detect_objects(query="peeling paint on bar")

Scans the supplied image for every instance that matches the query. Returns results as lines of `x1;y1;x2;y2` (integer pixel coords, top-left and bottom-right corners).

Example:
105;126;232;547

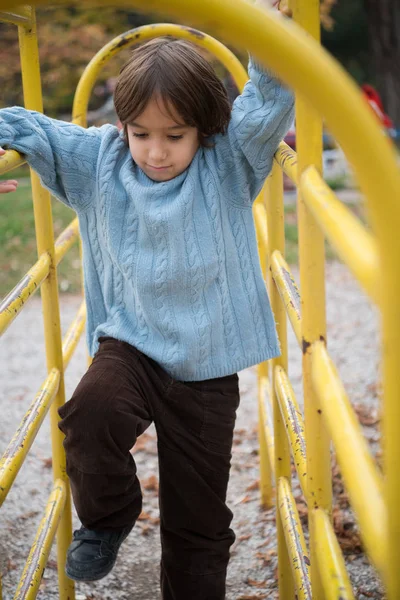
275;366;308;497
0;369;60;507
278;477;312;599
271;251;302;345
14;480;66;599
0;253;51;337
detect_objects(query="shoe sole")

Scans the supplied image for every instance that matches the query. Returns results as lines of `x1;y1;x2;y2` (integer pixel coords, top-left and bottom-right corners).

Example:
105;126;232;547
65;557;116;582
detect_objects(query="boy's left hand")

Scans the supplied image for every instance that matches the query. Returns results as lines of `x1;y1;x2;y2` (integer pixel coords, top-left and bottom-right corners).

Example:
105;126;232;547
0;147;19;193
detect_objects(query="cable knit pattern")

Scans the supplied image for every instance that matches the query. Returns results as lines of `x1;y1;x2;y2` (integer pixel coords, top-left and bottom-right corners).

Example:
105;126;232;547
146;191;181;371
0;60;294;381
204;168;243;363
182;174;211;369
229;208;265;351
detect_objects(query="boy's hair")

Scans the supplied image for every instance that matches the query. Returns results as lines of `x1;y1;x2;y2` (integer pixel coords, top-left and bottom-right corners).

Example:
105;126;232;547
114;37;231;146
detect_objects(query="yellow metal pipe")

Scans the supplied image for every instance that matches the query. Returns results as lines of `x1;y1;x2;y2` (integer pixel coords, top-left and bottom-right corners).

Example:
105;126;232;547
275;365;307;498
257;370;274;508
0;150;26;174
274;142;298;185
314;508;355;600
311;340;386;576
62;302;86;369
292;2;331;596
54;218;79;266
0;369;60;507
254;190;273;508
253;201;269;268
13;479;67;600
0;252;51;337
18;14;74;599
258;373;275;506
261;375;275;470
266;160;294;598
300;166;379;304
270;250;302;346
72;23;248;126
278;476;312;600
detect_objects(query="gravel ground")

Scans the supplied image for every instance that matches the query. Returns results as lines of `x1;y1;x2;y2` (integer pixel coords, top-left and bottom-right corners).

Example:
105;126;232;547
0;261;385;599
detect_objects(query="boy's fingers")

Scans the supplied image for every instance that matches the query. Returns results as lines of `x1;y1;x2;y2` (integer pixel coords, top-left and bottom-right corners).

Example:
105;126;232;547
0;180;18;193
273;1;293;17
0;147;6;155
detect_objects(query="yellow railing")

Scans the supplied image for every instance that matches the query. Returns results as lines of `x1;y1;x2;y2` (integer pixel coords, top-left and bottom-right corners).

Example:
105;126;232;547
0;1;399;599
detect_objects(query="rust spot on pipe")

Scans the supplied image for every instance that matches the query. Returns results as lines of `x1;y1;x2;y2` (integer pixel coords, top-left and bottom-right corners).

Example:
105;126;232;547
302;338;311;354
184;27;205;39
114;34;133;49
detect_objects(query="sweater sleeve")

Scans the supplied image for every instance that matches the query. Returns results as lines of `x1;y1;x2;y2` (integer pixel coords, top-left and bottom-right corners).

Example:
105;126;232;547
0;107;106;211
210;58;295;204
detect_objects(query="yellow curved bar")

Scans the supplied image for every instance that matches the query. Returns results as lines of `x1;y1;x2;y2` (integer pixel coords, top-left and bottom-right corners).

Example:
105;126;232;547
14;479;66;600
314;508;355;600
300;166;379;304
73;23;248;126
311;340;386;576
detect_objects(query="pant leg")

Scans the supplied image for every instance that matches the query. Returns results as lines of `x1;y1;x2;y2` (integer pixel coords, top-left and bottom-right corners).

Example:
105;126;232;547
154;372;240;600
58;338;153;531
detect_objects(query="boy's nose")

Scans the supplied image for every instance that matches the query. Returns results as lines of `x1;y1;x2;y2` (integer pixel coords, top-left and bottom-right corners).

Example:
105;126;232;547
149;143;167;163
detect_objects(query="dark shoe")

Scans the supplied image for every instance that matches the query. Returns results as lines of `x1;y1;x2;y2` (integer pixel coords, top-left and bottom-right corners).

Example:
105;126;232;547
65;525;133;581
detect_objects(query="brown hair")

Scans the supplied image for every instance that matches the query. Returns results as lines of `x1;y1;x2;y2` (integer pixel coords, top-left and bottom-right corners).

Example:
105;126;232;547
114;37;231;146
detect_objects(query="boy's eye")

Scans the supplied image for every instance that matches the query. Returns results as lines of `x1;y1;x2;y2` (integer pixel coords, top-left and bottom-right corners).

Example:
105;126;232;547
132;132;148;138
168;135;184;141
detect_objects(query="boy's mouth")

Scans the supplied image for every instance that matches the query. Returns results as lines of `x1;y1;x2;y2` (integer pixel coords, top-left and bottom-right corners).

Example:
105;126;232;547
147;164;171;171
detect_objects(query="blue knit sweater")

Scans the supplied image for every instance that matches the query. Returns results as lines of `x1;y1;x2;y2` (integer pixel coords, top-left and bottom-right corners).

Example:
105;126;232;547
0;61;294;381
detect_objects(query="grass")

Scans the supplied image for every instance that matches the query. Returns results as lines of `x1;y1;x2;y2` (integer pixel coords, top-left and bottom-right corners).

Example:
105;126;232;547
0;176;367;299
0;178;81;298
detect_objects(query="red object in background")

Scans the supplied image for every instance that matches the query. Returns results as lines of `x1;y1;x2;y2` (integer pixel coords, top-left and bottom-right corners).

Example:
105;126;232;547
362;84;393;129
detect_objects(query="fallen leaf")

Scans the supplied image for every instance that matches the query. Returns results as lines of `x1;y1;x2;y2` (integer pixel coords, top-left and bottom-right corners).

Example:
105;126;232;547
142;475;159;492
246;480;259;492
246;577;266;587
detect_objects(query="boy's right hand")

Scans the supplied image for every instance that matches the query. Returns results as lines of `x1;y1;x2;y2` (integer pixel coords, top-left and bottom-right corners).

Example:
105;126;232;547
0;146;18;193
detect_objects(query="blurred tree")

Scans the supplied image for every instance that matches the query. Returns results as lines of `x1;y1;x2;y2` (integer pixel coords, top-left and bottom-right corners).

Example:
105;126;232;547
320;0;399;126
0;8;151;115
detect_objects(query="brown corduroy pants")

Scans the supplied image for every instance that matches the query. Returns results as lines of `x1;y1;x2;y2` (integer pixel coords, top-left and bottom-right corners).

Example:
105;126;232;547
58;337;240;600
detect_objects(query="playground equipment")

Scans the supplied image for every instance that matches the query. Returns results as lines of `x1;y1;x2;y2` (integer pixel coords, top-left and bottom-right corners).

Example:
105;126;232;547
0;1;399;599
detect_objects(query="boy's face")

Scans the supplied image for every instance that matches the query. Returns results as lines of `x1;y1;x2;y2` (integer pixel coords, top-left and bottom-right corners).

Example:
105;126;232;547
127;95;200;182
